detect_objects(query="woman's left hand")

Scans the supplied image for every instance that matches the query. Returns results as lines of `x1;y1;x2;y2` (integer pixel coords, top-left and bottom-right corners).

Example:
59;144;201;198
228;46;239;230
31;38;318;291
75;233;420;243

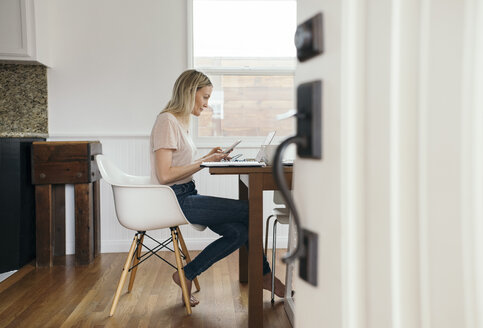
207;147;223;156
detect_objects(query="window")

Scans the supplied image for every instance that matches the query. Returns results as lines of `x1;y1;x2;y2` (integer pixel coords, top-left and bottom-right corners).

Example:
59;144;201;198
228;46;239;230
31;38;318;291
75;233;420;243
189;0;297;141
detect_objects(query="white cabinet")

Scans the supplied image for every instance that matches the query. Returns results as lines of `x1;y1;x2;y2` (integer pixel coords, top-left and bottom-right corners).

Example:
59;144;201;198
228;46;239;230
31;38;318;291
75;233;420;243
0;0;50;65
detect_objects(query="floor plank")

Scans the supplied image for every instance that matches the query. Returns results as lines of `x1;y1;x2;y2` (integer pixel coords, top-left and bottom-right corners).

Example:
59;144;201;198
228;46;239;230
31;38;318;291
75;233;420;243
0;249;292;328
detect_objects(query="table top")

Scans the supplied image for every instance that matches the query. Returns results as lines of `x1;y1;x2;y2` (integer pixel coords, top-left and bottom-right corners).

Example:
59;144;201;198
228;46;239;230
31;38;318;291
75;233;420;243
32;140;101;145
207;165;293;175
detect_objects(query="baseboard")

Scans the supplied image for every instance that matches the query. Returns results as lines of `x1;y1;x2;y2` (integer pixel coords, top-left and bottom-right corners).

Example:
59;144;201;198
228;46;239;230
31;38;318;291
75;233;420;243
0;270;17;283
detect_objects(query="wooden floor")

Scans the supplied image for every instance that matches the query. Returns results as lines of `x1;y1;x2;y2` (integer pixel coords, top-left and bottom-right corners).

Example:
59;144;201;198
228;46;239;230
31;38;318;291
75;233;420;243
0;249;292;328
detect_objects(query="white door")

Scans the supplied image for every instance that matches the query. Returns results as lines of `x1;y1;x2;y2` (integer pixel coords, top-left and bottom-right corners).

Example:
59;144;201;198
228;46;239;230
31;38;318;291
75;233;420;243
293;0;483;327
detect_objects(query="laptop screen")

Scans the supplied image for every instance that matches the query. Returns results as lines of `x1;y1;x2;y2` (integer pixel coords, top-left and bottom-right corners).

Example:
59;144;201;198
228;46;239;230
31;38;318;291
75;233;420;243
262;131;276;146
255;131;276;162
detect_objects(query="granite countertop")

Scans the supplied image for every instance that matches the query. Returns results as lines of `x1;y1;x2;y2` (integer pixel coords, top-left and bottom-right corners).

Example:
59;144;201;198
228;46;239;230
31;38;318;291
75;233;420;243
0;64;48;139
0;132;48;138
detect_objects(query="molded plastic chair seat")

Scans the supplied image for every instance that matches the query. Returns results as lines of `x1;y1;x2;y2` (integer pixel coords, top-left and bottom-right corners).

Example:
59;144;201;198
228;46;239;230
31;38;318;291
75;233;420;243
272;207;290;224
96;154;206;232
95;154;204;316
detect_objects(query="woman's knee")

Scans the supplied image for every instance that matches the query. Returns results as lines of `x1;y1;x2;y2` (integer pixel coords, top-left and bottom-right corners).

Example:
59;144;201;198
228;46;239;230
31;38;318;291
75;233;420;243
235;200;249;226
225;199;248;222
235;225;248;245
216;223;248;246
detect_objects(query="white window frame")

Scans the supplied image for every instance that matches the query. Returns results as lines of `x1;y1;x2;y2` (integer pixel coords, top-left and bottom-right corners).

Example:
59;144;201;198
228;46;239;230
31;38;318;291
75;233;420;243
187;0;296;148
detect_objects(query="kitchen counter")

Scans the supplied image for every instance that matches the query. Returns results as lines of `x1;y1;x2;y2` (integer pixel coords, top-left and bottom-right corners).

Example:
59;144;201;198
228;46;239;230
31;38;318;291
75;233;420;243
0;137;45;273
0;132;49;138
0;64;48;137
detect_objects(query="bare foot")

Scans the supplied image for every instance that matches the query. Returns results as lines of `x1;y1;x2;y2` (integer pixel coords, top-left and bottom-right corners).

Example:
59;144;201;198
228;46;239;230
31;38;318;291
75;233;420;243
262;273;286;298
172;271;199;307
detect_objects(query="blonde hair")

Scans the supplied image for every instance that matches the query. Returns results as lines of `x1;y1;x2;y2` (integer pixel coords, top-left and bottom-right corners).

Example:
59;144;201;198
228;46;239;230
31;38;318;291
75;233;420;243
162;69;212;118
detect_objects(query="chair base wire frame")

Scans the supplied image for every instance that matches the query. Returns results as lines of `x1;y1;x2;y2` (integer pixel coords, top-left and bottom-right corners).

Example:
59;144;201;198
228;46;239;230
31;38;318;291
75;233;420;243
264;212;289;304
264;215;278;304
109;226;200;316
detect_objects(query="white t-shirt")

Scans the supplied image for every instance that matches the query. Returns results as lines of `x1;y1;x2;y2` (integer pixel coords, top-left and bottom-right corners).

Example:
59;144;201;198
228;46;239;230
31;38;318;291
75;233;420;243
150;112;197;186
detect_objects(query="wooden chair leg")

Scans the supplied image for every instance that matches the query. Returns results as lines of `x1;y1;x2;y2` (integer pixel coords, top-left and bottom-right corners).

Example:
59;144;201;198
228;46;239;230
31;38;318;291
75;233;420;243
110;235;138;317
128;233;145;293
176;227;200;292
171;228;192;315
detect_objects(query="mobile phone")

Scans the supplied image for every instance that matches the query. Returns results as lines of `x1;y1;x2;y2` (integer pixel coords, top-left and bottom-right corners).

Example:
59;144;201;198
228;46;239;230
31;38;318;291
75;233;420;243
223;140;241;154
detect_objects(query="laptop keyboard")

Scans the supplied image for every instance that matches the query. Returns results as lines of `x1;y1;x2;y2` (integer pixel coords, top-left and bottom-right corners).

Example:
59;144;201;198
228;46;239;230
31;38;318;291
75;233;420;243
201;161;266;167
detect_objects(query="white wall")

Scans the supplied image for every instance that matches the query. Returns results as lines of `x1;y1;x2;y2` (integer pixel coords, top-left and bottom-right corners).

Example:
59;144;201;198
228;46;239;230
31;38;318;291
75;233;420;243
47;0;186;135
45;0;288;253
295;0;483;327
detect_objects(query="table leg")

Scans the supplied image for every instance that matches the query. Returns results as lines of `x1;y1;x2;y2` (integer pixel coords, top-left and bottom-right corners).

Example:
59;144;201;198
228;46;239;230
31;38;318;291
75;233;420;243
74;183;94;265
238;175;248;283
248;173;264;328
35;185;54;267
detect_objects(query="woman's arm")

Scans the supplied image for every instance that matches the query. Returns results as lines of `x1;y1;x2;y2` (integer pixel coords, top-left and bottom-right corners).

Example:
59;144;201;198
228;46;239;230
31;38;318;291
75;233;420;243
155;148;229;185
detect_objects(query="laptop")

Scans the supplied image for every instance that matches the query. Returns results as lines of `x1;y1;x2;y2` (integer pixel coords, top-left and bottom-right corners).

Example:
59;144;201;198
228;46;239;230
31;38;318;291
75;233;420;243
255;131;276;162
201;131;276;167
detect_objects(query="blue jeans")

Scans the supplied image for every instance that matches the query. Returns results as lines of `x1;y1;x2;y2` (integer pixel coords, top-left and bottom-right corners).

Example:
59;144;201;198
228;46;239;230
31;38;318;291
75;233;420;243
171;180;271;281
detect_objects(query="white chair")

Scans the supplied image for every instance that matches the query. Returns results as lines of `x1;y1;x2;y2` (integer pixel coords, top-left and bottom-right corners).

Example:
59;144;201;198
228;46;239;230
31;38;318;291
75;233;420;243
264;190;290;303
95;154;206;316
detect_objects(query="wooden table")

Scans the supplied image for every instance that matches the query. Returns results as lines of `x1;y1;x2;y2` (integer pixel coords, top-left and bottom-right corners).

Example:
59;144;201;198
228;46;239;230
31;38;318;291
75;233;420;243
31;141;102;267
207;166;293;328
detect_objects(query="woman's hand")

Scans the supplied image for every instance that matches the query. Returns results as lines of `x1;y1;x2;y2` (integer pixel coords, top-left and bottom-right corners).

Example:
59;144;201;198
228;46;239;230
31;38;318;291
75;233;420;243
206;147;223;156
201;147;232;162
204;151;229;162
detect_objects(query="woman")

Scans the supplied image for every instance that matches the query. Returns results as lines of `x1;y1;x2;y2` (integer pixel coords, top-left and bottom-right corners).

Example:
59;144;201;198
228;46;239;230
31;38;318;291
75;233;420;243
150;69;286;306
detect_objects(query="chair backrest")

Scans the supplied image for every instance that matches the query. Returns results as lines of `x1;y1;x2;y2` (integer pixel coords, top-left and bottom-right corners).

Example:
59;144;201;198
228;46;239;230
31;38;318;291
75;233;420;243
95;154;151;186
95;154;206;232
273;190;287;205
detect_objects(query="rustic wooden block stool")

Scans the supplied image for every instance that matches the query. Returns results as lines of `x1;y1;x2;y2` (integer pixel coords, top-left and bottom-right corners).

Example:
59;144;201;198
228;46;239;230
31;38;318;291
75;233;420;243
31;141;102;267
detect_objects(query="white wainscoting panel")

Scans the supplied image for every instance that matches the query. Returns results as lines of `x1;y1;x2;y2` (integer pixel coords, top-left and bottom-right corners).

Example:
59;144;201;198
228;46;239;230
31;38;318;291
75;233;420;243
48;135;288;254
